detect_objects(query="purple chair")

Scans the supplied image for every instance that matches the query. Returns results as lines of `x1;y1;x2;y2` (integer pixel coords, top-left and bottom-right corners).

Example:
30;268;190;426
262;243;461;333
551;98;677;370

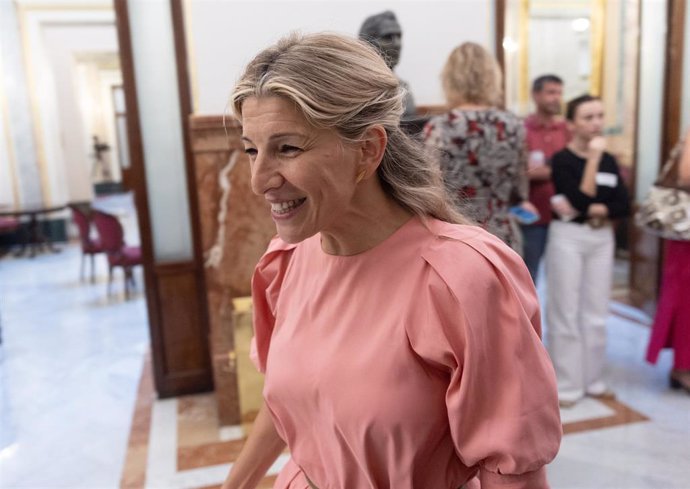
69;203;105;282
91;210;142;299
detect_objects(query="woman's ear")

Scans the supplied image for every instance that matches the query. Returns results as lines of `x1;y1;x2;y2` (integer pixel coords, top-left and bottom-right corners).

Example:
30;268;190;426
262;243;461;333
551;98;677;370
359;125;388;175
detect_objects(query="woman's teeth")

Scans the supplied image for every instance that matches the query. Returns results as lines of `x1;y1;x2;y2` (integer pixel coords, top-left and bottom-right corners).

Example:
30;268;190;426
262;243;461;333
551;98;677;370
271;198;305;215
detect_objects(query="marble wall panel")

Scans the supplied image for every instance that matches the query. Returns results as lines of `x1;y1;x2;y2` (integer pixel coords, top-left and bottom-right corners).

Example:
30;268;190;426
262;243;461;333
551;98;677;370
190;115;275;425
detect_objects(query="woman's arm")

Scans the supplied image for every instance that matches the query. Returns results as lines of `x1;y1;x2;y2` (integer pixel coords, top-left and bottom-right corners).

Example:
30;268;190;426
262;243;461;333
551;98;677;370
579;136;606;196
679;130;690;187
221;402;286;489
551;154;594;214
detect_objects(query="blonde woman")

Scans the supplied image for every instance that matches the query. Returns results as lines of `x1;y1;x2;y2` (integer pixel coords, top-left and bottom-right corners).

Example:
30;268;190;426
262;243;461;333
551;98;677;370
222;33;560;489
424;42;535;254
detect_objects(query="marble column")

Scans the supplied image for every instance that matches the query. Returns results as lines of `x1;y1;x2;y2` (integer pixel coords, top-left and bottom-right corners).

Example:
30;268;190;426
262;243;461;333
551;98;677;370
189;114;276;426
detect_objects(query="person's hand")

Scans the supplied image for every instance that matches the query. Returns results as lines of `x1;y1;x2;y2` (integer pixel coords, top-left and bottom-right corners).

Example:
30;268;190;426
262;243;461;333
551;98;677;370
588;203;609;218
528;150;545;170
519;201;539;216
588;136;607;155
551;194;578;219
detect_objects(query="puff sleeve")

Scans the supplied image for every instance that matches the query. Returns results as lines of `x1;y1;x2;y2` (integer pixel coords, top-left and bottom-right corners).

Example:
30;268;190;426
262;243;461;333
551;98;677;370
249;237;296;373
409;232;562;489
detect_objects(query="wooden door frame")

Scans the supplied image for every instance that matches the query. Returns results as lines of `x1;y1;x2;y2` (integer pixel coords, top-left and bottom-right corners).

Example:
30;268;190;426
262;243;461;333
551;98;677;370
629;0;686;314
113;0;213;397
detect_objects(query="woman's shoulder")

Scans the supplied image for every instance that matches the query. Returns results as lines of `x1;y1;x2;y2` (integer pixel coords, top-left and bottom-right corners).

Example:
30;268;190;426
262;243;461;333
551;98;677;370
254;235;299;277
491;107;521;122
425;110;463;130
262;235;298;258
551;147;575;164
416;218;538;324
421;219;531;287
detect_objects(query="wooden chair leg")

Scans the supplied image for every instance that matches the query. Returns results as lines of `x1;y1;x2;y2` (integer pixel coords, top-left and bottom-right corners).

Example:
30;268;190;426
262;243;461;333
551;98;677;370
124;267;131;300
107;265;113;296
90;254;96;283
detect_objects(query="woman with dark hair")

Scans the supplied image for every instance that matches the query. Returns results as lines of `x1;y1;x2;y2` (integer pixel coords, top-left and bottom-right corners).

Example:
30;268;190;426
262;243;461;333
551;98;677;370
545;94;630;408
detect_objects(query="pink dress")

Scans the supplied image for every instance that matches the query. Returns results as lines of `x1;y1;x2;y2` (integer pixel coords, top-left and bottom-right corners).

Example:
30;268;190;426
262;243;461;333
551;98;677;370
646;240;690;370
251;217;561;489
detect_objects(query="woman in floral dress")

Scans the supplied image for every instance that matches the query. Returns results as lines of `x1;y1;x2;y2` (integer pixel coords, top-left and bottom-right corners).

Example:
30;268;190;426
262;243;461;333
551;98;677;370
424;42;533;253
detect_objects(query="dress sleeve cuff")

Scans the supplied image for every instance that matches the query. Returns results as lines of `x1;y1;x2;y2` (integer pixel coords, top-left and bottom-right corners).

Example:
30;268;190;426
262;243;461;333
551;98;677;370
479;466;549;489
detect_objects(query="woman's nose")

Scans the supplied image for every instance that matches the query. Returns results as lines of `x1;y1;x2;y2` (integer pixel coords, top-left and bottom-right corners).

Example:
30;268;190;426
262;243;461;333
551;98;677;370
250;153;283;196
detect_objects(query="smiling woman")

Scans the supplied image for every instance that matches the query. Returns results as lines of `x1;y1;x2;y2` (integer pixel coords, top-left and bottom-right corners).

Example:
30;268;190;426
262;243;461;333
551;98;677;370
240;96;378;254
222;32;562;489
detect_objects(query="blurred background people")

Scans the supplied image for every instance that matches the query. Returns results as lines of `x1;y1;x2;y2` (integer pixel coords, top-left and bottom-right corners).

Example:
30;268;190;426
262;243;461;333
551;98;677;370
646;130;690;394
546;94;631;407
359;10;416;117
522;74;570;283
424;42;535;254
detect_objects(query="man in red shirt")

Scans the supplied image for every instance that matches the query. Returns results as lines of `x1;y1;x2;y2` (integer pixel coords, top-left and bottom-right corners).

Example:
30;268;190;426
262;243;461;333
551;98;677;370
522;74;570;283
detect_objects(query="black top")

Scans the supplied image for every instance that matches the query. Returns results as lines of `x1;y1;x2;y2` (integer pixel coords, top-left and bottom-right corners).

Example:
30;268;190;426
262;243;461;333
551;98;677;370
551;147;631;224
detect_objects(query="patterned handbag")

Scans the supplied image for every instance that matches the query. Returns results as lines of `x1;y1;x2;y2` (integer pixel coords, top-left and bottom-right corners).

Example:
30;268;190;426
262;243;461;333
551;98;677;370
635;139;690;241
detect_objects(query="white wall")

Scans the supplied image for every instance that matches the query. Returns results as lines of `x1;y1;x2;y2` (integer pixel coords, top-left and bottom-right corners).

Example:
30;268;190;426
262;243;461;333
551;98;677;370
19;7;117;207
129;0;193;262
188;0;493;114
42;24;120;202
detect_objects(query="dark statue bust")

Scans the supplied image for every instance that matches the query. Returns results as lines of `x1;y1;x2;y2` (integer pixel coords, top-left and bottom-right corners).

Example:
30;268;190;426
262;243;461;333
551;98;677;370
359;10;416;118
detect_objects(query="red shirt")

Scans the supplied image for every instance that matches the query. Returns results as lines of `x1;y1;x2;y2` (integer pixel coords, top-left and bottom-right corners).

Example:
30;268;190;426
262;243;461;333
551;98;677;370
524;114;570;225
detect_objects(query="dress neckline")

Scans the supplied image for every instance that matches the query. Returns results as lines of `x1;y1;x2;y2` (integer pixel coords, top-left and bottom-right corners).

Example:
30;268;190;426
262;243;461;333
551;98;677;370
315;215;420;261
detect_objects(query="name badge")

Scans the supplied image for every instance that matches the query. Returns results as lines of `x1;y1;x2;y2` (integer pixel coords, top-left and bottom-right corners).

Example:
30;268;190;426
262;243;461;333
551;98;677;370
596;172;618;187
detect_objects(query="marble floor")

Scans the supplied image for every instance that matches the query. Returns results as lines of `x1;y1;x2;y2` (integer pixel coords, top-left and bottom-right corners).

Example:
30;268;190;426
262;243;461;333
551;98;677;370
1;228;689;488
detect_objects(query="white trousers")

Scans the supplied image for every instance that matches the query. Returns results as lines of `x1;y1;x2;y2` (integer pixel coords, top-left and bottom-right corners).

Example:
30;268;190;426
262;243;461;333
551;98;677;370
545;220;614;402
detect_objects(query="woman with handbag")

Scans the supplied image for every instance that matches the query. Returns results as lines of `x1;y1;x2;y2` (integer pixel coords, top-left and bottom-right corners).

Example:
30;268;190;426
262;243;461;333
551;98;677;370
645;130;690;393
545;94;631;408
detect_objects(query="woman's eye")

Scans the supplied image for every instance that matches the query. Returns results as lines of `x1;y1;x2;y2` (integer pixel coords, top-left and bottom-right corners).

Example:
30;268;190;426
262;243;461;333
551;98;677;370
280;145;302;154
244;148;257;157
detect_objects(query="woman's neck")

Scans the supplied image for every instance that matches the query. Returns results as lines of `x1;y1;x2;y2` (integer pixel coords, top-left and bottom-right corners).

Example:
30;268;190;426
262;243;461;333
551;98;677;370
455;103;491;111
319;181;413;256
568;137;591;158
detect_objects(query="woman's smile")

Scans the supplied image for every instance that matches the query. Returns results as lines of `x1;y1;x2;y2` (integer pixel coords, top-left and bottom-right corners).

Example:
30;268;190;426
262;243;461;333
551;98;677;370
270;198;307;218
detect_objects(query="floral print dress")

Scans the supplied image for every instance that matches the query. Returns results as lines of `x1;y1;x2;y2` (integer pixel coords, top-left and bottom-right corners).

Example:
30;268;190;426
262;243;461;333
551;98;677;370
424;108;528;253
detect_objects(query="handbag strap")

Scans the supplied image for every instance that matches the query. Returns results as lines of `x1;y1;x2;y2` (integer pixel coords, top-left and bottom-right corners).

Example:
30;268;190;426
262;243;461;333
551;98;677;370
656;137;686;188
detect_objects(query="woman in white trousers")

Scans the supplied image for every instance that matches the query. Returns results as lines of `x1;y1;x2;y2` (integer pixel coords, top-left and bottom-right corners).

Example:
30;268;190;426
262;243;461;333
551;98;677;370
545;95;630;407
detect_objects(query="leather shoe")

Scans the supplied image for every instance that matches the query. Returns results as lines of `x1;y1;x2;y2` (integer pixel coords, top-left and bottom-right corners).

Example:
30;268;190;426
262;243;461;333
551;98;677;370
586;389;616;400
558;398;578;408
670;370;690;394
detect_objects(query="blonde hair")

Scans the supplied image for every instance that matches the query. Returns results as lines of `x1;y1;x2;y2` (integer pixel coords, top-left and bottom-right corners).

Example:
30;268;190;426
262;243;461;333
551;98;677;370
442;42;503;107
231;32;469;225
